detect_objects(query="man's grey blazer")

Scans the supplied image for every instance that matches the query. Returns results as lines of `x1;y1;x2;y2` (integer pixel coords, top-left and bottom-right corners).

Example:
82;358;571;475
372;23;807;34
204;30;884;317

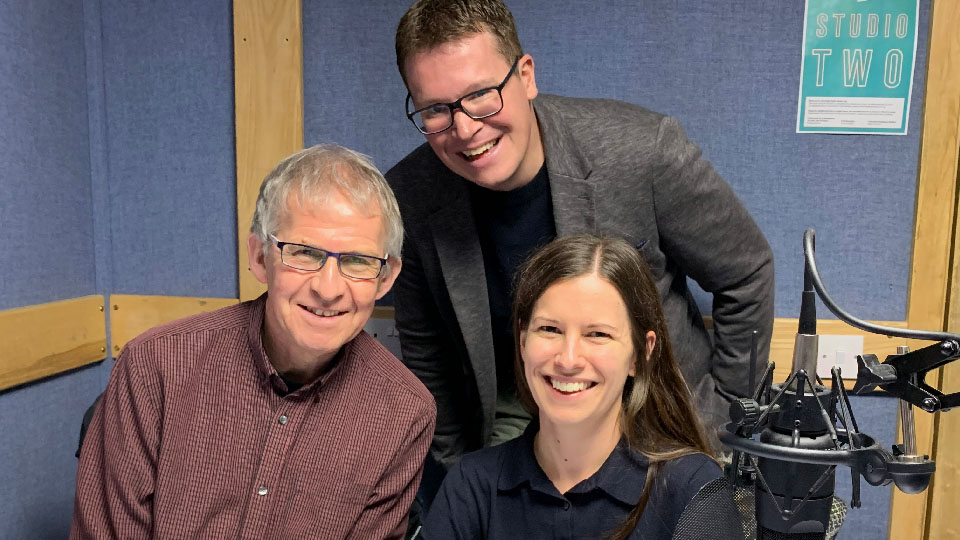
386;94;774;466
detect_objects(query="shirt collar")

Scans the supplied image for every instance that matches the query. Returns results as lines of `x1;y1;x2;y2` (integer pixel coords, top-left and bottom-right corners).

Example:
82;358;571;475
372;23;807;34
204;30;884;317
498;420;650;505
498;421;558;495
246;293;348;397
576;438;649;505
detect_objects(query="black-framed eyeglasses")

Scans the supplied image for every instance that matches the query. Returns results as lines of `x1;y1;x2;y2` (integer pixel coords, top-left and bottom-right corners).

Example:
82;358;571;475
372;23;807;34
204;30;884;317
405;56;521;135
269;235;388;280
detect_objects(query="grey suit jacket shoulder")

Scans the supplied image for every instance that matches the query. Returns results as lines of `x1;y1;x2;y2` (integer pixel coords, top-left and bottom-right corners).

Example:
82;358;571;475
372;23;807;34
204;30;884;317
387;94;774;463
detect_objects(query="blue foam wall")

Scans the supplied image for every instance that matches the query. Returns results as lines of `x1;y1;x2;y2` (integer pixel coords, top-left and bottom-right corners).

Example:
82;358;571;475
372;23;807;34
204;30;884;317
0;2;106;537
0;0;96;310
99;0;237;298
0;0;102;536
304;0;930;321
834;393;900;540
0;362;111;539
1;0;236;537
303;1;422;173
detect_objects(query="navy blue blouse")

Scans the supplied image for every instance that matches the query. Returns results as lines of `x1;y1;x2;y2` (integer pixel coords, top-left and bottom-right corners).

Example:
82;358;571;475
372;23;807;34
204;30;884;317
422;425;725;540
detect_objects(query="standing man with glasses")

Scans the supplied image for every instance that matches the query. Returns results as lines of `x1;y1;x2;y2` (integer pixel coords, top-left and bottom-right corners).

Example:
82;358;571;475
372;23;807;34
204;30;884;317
386;0;775;497
72;144;436;540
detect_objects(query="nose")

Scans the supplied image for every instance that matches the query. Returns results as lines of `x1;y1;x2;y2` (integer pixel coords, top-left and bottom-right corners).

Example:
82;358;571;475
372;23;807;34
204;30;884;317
309;257;346;301
555;335;585;373
451;109;483;139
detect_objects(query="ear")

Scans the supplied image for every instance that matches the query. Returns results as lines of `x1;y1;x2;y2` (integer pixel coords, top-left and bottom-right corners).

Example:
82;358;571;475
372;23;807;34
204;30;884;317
632;331;657;377
644;331;657;360
374;257;403;300
247;233;269;285
519;327;528;357
518;54;538;100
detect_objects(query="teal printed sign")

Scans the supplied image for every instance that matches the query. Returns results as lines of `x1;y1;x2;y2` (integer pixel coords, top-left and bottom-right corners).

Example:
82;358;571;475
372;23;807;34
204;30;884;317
797;0;918;134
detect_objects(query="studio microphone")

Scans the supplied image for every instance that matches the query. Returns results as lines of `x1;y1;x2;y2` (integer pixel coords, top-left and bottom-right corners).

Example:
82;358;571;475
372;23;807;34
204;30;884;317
721;229;951;540
751;253;838;539
725;231;844;540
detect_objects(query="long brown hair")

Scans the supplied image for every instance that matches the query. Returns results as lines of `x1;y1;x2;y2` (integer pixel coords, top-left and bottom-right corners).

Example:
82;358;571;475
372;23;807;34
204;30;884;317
512;235;713;540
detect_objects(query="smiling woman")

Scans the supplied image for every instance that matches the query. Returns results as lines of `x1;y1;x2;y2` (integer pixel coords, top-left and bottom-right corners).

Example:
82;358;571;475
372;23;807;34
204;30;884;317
420;234;745;540
518;273;640;443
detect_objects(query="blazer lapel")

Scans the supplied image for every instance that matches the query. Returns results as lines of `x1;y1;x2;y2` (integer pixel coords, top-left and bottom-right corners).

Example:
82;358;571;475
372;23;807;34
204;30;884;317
534;97;597;235
428;187;496;442
549;175;595;235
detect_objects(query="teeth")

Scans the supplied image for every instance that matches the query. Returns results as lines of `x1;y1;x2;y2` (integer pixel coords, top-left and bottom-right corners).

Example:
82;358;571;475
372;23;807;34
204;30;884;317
462;139;497;158
307;307;340;317
550;378;588;393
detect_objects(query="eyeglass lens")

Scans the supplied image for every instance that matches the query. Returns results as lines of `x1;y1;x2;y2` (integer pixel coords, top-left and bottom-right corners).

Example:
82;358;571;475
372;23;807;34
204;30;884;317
280;244;382;279
414;89;504;134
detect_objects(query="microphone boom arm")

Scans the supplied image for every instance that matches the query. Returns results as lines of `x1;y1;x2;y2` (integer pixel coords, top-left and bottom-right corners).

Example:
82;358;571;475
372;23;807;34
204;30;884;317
802;229;960;412
721;229;951;539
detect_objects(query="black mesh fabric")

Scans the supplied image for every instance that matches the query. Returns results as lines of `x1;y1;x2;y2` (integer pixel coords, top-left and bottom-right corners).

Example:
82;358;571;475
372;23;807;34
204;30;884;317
671;479;847;540
673;478;748;540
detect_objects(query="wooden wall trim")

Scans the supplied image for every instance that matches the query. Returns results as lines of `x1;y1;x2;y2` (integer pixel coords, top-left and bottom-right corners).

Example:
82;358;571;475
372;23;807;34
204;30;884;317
934;250;960;539
234;0;304;302
0;295;106;391
109;295;239;353
1;294;241;390
916;1;960;539
892;1;960;538
769;318;910;390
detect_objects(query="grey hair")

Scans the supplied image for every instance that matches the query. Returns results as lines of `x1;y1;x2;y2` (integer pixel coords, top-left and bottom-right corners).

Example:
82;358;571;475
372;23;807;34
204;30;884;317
250;144;403;258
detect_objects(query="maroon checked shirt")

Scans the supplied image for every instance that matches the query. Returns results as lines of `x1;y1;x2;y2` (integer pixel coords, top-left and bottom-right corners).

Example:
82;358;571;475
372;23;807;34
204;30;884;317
71;295;436;539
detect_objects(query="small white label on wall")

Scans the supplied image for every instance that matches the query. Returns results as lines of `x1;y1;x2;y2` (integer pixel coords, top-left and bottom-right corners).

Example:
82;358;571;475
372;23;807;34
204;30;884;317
816;334;864;380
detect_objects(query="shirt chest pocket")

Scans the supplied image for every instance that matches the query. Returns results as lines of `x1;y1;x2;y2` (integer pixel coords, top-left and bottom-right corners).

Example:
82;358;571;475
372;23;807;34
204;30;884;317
274;474;373;539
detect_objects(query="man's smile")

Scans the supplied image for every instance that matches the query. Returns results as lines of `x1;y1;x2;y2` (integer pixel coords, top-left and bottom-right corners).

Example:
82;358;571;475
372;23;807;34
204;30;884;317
461;138;500;161
300;304;347;318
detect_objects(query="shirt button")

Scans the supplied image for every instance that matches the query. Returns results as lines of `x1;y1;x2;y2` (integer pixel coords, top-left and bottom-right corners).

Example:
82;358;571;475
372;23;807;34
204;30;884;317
257;486;268;496
278;414;288;425
563;500;570;511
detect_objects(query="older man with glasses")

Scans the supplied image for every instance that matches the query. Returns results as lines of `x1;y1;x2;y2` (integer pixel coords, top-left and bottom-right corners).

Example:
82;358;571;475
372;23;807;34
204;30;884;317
72;144;436;540
385;0;775;509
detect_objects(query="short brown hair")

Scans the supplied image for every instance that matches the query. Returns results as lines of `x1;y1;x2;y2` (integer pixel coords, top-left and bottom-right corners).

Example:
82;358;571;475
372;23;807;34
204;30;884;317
395;0;523;85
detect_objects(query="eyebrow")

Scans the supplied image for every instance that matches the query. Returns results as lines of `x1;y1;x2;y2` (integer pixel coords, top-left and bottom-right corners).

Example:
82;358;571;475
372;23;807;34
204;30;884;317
530;315;621;332
585;323;620;333
285;239;384;258
413;79;502;108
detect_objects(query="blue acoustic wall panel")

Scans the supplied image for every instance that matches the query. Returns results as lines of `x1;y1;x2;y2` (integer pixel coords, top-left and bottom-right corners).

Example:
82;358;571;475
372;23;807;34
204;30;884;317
99;0;237;298
303;0;930;323
0;362;110;539
303;1;424;175
514;1;928;323
0;0;96;310
833;393;901;540
0;1;106;538
2;0;238;537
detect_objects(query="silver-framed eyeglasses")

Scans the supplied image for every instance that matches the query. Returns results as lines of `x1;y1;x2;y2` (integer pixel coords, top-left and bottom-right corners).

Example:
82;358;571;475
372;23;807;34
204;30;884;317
405;56;521;135
270;235;388;280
